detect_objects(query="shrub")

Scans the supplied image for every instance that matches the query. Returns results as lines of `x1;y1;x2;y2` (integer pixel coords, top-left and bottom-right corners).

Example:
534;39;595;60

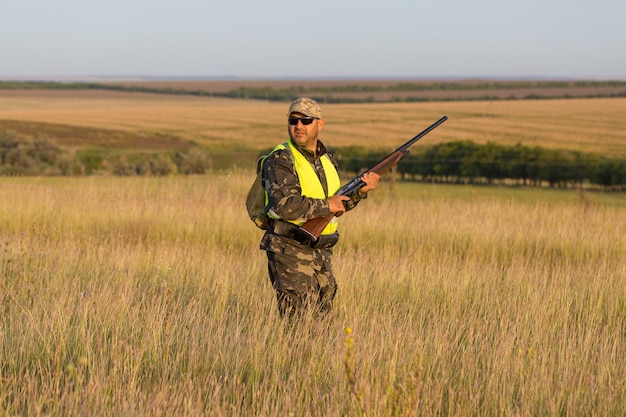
1;130;63;175
174;147;212;174
76;148;106;174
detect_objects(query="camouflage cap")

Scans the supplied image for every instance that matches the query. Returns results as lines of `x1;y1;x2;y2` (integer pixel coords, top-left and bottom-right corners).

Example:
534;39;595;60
287;97;322;119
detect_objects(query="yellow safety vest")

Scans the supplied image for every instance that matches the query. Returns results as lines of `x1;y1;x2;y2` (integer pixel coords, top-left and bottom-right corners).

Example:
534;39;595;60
267;140;341;235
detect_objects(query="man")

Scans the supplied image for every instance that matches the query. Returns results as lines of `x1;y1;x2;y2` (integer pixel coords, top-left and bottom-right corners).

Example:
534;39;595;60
260;97;379;317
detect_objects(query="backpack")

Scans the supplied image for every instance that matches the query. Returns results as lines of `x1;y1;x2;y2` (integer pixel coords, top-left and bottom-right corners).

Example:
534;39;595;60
245;143;288;230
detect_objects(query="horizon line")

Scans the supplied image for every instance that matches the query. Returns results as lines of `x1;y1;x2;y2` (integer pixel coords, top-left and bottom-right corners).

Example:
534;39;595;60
1;74;625;82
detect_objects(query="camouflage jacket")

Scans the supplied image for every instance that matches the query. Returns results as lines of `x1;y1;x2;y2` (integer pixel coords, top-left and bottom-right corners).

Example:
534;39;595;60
261;139;365;241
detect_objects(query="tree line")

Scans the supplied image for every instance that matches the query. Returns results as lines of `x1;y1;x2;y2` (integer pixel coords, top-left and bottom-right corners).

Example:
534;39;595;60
2;129;625;190
2;80;626;103
334;141;626;190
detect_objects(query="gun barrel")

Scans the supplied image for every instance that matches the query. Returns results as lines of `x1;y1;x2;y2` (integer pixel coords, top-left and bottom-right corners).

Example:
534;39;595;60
397;115;448;153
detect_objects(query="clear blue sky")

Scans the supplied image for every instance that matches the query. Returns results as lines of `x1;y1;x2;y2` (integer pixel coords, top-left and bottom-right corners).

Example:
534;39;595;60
2;0;625;80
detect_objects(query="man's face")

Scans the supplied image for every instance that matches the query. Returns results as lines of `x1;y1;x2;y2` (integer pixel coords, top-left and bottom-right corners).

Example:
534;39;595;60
287;112;324;152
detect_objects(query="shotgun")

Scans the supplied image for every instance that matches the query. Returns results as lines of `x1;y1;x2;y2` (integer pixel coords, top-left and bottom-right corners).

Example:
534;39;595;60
291;115;448;247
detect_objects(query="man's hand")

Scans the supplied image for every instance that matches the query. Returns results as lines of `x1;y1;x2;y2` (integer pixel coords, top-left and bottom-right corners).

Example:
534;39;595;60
359;172;380;193
328;195;350;214
327;172;379;216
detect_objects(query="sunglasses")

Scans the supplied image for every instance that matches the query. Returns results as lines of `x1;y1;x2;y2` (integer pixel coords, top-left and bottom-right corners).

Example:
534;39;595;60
288;116;317;126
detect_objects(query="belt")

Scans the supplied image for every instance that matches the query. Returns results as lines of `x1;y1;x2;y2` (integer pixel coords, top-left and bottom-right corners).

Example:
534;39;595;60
268;220;339;249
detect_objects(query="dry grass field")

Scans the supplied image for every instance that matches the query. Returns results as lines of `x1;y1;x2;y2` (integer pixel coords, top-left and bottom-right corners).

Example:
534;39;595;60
1;90;625;415
0;174;624;416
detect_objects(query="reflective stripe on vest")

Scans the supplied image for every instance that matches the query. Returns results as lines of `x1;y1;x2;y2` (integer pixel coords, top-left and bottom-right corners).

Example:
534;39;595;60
267;140;341;235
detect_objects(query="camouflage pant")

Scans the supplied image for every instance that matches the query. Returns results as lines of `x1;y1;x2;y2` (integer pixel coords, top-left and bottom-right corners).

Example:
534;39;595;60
263;234;337;317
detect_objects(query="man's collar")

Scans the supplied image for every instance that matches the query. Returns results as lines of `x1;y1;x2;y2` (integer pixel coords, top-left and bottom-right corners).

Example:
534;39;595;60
290;139;327;160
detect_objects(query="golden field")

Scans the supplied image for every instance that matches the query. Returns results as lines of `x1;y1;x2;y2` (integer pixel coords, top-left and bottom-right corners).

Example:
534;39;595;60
1;173;625;416
1;90;626;158
1;91;626;415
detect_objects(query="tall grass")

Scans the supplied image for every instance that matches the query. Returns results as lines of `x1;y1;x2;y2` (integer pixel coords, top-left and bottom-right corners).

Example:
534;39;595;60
1;174;625;416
